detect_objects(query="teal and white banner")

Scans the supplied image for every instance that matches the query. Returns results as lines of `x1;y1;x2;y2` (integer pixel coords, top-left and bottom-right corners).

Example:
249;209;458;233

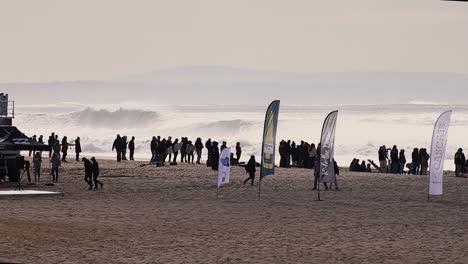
260;100;280;178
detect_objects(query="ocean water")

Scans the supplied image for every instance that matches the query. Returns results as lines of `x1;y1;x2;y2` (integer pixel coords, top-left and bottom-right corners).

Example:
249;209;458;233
14;103;468;170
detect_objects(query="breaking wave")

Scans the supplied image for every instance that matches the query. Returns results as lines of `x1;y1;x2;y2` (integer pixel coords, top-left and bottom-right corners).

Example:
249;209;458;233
67;107;159;128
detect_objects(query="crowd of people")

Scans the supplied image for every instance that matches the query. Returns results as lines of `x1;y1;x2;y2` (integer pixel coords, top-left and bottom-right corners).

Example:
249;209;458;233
279;140;317;169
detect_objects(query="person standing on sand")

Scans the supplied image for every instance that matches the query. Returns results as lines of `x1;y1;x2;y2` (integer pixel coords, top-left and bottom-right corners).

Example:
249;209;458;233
165;136;173;162
121;136;128;161
61;136;73;162
150;136;157;162
112;134;123;162
211;141;220;171
186;140;195;164
91;157;104;189
48;133;55;158
195;138;203;164
53;138;61;157
243;155;256;185
82;157;94;190
378;146;388;173
313;144;328;190
205;138;212;167
75;137;82;161
329;159;340;191
419;148;430;175
390;145;399;174
454;148;466;177
50;152;61;182
33;152;42;181
129;136;135;161
158;138;166;166
235;142;242;162
399;149;406;174
411;148;420;175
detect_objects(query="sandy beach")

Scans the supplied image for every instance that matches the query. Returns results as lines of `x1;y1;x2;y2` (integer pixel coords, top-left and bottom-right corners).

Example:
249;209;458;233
0;159;467;264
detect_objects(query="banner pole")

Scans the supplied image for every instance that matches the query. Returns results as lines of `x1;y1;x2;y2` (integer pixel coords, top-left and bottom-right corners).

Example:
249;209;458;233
217;187;219;200
258;178;261;200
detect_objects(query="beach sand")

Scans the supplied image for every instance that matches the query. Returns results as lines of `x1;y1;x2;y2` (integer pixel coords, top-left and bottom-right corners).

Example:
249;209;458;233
0;159;467;264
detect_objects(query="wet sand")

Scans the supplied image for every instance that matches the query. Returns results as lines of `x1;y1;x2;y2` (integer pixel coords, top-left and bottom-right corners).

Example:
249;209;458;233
0;159;467;264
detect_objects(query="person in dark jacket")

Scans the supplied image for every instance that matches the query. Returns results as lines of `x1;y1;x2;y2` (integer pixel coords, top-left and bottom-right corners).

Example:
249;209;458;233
180;137;188;163
75;137;82;161
454;148;466;177
420;148;430;175
121;136;128;161
195;138;204;164
128;136;135;161
220;141;227;152
399;149;406;174
211;141;220;171
157;138;166;166
411;148;420;175
205;139;212;167
48;132;55;158
390;145;399;174
91;157;103;189
82;157;93;190
166;137;173;162
235;142;242;162
112;135;123;162
243;155;257;185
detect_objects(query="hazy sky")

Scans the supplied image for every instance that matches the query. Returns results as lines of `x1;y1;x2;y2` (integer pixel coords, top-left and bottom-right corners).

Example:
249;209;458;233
1;0;467;82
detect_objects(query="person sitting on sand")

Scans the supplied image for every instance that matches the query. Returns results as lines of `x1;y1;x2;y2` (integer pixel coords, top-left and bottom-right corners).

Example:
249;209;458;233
91;157;103;189
82;157;94;190
243;155;256;185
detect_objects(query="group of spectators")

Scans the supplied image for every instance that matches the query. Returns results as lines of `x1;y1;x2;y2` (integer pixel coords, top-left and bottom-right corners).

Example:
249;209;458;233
377;145;430;175
279;140;317;169
112;135;135;162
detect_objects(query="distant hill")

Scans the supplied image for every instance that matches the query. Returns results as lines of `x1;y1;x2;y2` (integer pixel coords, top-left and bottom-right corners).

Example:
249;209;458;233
2;66;467;106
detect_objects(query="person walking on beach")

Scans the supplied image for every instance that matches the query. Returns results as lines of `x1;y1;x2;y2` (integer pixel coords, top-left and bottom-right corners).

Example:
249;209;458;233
205;138;212;167
195;138;203;164
82;157;93;190
33;152;42;181
235;142;242;162
75;137;82;161
91;157;103;189
211;141;220;171
243;155;256;185
112;134;123;162
454;148;466;177
50;152;61;182
129;136;135;161
399;149;406;174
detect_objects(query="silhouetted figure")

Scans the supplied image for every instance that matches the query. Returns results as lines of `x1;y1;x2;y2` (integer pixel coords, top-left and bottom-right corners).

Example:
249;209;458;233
411;148;420;175
455;148;466;177
243;155;256;185
48;133;55;158
129;136;135;161
309;143;317;169
150;136;158;162
329;159;340;191
390;145;399;174
33;152;42;181
378;146;388;173
420;148;430;175
50;152;61;182
24;160;31;182
61;136;70;162
205;139;212;167
82;157;93;189
195;138;203;164
112;134;123;162
75;137;82;161
211;141;220;171
181;137;188;163
29;135;37;157
399;149;406;174
186;140;195;164
91;157;103;189
235;142;242;162
313;144;328;190
172;138;180;163
121;136;128;161
166;137;173;162
158;138;167;166
220;141;227;152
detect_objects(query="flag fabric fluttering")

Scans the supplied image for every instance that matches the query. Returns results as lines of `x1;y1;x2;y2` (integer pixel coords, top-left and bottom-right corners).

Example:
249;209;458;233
217;147;231;188
260;100;280;179
319;110;339;183
429;110;452;196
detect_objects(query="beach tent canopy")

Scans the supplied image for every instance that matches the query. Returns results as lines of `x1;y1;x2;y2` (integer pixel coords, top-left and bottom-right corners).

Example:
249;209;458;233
0;126;49;151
